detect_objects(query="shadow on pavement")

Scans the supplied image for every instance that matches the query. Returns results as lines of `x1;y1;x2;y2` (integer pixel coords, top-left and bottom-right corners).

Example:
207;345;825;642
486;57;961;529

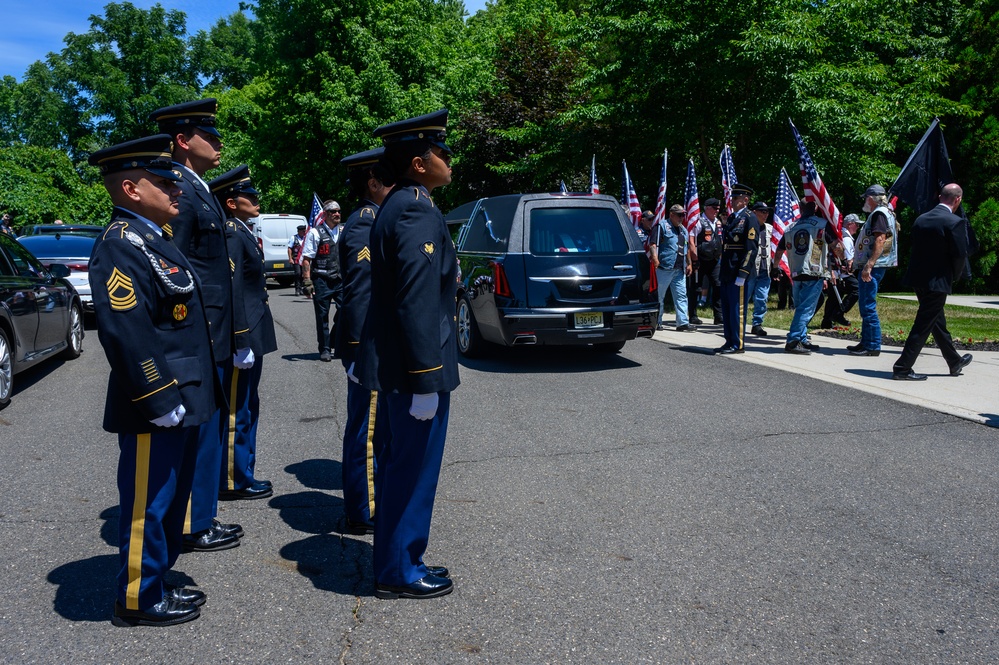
270;490;344;535
47;554;117;622
285;458;342;491
459;345;641;374
281;352;324;362
278;534;373;597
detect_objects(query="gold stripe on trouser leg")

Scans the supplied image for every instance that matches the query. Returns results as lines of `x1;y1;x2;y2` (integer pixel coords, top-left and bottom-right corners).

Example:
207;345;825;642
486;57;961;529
184;492;192;534
227;367;240;490
738;283;745;349
125;434;152;610
365;390;378;518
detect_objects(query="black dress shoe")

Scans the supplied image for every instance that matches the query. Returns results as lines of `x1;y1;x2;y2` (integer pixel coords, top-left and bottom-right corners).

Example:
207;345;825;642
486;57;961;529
213;518;243;539
751;325;768;336
163;584;206;607
111;599;200;627
676;324;697;332
719;346;744;355
846;343;864;352
426;565;449;578
834;315;851;326
219;480;273;501
375;574;454;599
183;522;240;552
848;347;880;356
690;317;703;325
802;342;820;351
892;370;927;381
319;349;332;362
785;342;811;355
820;319;833;329
950;353;973;376
346;518;375;535
713;318;723;325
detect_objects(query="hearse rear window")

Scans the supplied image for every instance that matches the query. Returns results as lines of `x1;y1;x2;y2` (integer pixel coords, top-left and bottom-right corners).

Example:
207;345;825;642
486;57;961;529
529;208;629;256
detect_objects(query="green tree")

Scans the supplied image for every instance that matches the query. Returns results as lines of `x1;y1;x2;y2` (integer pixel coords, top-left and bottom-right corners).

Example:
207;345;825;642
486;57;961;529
189;10;259;90
0;144;109;226
246;0;490;212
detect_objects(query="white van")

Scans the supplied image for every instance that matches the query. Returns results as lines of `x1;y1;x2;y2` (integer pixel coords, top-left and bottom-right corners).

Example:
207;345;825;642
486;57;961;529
250;213;307;286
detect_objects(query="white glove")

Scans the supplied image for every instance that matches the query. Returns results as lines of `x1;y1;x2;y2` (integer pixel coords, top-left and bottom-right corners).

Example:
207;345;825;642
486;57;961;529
409;393;439;421
151;404;186;428
734;276;746;287
346;362;360;384
233;347;255;370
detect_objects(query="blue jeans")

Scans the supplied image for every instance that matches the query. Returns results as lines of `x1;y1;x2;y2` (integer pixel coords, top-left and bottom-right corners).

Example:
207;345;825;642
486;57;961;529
746;271;771;328
787;279;824;344
657;267;689;327
858;267;886;350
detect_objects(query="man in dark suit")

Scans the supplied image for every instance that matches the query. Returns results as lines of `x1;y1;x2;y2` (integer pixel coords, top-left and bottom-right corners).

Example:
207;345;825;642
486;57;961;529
88;134;221;626
356;109;459;599
892;183;972;381
150;98;242;551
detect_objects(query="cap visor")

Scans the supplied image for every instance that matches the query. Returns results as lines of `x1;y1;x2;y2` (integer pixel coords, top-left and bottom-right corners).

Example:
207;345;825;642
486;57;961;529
147;167;182;181
199;125;222;138
431;139;453;155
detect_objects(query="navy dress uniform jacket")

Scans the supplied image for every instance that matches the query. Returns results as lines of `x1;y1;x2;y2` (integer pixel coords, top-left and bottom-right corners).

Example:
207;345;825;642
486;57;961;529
90;209;220;433
336;200;378;368
356;181;460;395
226;218;278;356
171;164;237;360
903;205;970;294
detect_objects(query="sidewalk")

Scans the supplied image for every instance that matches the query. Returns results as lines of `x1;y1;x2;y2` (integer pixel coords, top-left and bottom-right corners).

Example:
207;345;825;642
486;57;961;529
651;322;999;428
881;294;999;310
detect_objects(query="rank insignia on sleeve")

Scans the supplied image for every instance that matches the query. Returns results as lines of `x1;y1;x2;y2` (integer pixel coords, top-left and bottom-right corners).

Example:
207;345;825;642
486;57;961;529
357;247;371;263
106;267;137;311
421;242;436;260
140;358;161;384
748;228;757;240
229;258;235;273
173;303;188;321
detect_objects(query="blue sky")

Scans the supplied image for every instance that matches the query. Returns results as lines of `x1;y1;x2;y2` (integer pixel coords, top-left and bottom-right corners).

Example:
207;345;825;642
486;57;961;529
3;0;489;80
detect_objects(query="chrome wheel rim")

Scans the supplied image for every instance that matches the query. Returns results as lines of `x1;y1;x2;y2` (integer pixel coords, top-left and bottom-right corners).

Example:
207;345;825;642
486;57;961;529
69;305;83;353
0;332;11;402
457;300;471;353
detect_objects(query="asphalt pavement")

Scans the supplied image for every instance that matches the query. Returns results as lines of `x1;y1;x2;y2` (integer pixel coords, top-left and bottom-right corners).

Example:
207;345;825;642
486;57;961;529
0;288;996;664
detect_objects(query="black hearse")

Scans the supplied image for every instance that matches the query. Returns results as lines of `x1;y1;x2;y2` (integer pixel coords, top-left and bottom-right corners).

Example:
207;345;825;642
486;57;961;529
445;192;658;357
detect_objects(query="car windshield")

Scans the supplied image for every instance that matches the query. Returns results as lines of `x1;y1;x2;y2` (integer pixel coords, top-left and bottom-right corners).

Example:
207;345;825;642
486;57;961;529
529;207;629;256
18;235;96;257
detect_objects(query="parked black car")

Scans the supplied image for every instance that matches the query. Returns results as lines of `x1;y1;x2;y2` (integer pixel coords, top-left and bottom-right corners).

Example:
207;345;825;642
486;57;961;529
0;233;84;408
445;193;658;356
18;224;104;238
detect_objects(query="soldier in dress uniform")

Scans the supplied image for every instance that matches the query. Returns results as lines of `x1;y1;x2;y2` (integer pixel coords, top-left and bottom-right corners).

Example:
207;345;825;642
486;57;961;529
88;134;222;627
335;147;396;535
208;166;277;501
716;183;759;354
149;98;242;552
356;109;459;599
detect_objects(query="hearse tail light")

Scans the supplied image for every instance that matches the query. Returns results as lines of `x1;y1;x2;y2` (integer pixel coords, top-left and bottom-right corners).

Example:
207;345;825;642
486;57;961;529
491;261;512;297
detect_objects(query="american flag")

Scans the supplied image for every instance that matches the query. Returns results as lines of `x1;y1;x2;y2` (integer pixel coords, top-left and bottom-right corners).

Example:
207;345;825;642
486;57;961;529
790;120;843;240
309;192;323;228
559;180;568;194
590;155;600;194
653;150;667;228
719;144;738;217
772;167;801;277
621;160;642;228
683;159;701;235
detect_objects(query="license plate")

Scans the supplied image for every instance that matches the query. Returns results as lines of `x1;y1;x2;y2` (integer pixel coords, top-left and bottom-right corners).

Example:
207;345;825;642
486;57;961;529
574;312;603;329
273;263;285;268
